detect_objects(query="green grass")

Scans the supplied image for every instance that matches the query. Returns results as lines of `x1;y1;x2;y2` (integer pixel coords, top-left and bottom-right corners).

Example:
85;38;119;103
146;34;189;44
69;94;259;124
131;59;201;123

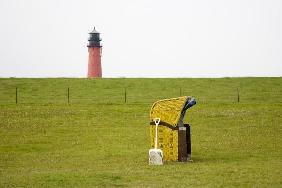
0;78;281;187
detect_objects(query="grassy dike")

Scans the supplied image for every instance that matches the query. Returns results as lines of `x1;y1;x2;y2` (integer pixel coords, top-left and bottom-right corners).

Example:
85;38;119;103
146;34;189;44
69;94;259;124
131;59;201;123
0;78;281;187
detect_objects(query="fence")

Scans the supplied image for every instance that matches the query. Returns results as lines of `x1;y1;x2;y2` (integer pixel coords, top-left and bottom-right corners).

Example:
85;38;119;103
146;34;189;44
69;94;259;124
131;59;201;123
0;85;281;105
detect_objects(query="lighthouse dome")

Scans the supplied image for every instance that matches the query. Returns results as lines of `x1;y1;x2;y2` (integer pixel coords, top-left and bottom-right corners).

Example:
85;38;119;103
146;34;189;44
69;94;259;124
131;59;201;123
89;27;99;34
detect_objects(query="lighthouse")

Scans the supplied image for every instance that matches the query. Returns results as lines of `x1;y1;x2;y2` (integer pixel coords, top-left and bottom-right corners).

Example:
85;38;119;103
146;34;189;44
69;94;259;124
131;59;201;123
87;27;102;78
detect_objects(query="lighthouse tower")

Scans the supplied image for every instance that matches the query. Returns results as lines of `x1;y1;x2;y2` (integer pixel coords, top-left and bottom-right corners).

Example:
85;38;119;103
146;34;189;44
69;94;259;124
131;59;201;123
87;27;102;78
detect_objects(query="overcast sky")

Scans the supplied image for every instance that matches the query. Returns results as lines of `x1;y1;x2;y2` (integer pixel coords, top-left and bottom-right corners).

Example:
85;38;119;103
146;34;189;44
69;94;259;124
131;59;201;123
0;0;281;78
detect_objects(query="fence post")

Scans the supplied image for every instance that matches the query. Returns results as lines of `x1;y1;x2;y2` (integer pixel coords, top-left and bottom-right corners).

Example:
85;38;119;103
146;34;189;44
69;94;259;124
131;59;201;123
68;87;70;104
237;88;240;103
16;87;18;104
124;88;127;103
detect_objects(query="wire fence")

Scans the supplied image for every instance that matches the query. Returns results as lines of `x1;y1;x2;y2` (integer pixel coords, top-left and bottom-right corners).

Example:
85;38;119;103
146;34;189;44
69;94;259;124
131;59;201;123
0;85;281;105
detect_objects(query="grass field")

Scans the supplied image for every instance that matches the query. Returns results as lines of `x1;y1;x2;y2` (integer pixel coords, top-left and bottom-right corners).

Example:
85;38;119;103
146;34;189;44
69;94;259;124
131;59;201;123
0;77;281;187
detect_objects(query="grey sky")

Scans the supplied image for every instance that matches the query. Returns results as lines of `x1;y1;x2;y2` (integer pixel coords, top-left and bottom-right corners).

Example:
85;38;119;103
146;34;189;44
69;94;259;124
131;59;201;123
0;0;281;78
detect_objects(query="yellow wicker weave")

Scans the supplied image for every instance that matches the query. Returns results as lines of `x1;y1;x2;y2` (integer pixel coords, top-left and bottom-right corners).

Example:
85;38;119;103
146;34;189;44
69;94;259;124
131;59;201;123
150;96;190;126
150;125;178;161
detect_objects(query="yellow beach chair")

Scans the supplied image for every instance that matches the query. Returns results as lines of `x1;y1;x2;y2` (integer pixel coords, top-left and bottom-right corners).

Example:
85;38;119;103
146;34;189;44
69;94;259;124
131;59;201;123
149;96;196;162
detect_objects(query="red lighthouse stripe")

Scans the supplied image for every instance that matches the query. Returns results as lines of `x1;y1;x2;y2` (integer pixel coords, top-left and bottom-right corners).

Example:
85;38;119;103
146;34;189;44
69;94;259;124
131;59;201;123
88;47;102;78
